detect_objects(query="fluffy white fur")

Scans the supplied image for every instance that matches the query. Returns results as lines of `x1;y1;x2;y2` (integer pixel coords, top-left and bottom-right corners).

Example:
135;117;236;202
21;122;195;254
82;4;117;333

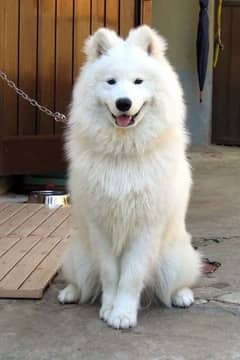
58;26;201;329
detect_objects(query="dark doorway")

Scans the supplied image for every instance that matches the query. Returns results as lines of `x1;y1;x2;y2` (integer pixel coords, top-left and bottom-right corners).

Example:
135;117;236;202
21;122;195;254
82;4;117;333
212;1;240;145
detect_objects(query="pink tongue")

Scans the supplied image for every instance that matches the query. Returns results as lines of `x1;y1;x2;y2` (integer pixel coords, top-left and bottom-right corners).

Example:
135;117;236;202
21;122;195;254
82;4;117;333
116;115;132;127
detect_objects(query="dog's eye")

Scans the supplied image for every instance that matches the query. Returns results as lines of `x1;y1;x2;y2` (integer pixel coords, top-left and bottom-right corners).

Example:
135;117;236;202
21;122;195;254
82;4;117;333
107;79;116;85
134;79;143;85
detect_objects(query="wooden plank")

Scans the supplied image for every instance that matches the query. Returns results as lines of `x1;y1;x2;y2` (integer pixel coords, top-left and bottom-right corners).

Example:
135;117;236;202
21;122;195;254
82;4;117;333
0;203;10;212
11;206;57;237
0;237;62;290
0;204;42;236
0;0;19;136
73;0;91;79
0;236;42;281
91;0;105;33
0;288;43;299
37;0;55;135
18;0;38;135
31;206;70;237
0;203;70;299
0;236;20;258
0;135;66;175
141;0;152;26
19;239;67;294
105;0;119;33
120;0;135;38
0;203;25;225
49;216;71;238
55;0;73;134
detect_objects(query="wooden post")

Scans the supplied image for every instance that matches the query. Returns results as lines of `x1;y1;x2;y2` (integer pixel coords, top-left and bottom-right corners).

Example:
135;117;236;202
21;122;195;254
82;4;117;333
141;0;152;26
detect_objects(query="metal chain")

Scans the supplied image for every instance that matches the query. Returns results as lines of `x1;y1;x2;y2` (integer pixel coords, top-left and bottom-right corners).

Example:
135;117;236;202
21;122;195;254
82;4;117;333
0;70;67;123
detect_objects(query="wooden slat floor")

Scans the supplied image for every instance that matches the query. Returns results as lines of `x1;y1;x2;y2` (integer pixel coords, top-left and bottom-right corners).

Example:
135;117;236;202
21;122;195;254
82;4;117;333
0;203;70;299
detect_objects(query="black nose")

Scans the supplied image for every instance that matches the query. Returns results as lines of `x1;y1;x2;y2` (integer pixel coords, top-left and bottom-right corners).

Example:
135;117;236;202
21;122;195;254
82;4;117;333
116;98;132;112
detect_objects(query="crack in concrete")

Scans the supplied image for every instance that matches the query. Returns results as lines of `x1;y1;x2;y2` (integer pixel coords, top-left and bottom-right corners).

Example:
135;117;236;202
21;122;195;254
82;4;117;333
195;298;240;316
209;300;240;317
193;235;240;248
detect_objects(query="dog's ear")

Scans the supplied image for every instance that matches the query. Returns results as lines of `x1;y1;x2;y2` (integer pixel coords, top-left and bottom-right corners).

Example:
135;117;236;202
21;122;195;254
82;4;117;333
84;28;120;61
127;25;167;59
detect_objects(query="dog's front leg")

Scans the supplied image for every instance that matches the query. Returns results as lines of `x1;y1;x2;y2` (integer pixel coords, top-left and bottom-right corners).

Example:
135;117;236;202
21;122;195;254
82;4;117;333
107;227;160;329
99;252;119;322
89;223;119;322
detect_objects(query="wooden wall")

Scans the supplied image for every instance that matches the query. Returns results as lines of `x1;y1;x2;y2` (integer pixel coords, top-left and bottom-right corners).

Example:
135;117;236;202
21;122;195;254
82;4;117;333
0;0;152;175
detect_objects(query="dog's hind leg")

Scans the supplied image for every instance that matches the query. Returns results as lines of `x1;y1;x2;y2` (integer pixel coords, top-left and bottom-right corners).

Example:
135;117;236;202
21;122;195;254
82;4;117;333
155;230;201;308
58;284;80;304
58;229;98;304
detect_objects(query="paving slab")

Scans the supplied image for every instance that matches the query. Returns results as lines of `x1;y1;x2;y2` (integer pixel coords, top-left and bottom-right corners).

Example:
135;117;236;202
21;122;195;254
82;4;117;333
0;146;240;360
216;292;240;305
187;146;240;238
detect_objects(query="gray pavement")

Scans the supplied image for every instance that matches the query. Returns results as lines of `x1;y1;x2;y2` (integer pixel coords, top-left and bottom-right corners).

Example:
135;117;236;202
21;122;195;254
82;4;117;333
1;146;240;360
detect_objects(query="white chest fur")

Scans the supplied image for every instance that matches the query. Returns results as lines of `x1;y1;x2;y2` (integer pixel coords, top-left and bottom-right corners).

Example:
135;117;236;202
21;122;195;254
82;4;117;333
70;148;179;254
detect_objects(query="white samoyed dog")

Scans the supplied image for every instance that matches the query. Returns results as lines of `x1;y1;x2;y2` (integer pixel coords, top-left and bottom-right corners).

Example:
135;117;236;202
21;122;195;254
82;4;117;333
58;26;201;329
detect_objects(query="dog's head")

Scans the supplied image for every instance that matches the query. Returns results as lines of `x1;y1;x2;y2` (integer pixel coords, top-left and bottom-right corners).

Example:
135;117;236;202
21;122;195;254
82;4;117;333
82;26;170;130
70;26;185;153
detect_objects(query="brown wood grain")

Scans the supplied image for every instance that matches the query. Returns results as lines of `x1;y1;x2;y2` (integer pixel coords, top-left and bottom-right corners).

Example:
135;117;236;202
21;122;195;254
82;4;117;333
55;0;74;134
37;0;56;135
49;216;71;238
0;204;42;236
0;288;43;299
0;203;70;299
91;0;105;33
0;236;61;290
18;0;38;135
141;0;152;26
212;5;240;144
0;203;10;212
228;7;240;140
20;239;67;293
0;0;147;175
0;236;42;281
0;204;24;225
120;0;135;38
212;6;230;143
73;0;91;80
106;0;119;33
0;0;19;136
31;206;70;237
0;136;66;175
0;236;20;258
11;205;56;237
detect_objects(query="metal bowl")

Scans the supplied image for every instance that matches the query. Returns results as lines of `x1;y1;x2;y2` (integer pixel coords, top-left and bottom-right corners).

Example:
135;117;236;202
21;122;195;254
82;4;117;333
28;190;70;209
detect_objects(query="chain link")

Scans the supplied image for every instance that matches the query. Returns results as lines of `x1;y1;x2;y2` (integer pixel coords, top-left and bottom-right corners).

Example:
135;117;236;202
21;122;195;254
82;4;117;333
0;70;67;123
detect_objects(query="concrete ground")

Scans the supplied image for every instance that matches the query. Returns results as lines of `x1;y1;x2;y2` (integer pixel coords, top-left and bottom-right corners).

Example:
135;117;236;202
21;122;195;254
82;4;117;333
1;146;240;360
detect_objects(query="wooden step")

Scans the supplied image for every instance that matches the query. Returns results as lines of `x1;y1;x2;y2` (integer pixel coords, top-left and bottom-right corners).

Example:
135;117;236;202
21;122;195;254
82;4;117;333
0;203;70;299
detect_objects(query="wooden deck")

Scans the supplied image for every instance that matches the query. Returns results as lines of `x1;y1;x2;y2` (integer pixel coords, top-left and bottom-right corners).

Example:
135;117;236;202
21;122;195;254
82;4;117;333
0;203;70;299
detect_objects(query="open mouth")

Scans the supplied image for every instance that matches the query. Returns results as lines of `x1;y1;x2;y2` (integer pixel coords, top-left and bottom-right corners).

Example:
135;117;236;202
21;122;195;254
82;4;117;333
110;105;145;128
113;114;135;127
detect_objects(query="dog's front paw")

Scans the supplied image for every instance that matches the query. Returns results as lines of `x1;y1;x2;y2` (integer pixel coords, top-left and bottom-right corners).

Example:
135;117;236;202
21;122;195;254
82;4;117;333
172;287;194;308
107;308;137;329
100;290;116;322
100;304;113;322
